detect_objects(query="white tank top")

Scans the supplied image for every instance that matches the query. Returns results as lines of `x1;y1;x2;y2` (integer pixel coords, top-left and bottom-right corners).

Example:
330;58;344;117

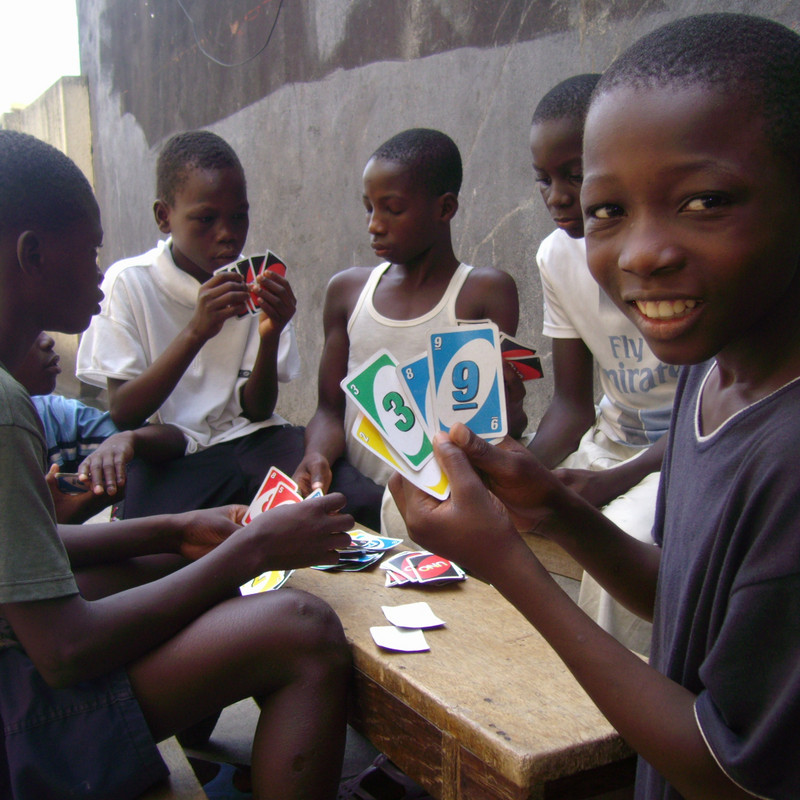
344;262;474;483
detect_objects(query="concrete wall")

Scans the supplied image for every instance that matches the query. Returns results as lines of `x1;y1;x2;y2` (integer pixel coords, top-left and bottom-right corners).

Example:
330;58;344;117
1;76;95;400
75;0;800;427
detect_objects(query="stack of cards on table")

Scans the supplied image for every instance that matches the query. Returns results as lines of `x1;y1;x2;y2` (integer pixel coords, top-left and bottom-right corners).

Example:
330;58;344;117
213;250;287;317
380;550;466;588
239;466;320;595
341;320;542;499
312;529;403;572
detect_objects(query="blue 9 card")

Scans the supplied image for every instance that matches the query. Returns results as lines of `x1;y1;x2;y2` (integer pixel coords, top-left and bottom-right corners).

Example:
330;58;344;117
428;324;507;439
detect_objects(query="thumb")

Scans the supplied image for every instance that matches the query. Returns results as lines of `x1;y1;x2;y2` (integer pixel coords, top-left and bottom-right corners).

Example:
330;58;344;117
432;430;487;497
448;422;506;474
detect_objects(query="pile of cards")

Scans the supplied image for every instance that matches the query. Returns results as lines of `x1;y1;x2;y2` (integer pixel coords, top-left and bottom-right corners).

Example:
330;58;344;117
213;250;287;317
313;529;403;572
380;550;466;588
342;321;541;499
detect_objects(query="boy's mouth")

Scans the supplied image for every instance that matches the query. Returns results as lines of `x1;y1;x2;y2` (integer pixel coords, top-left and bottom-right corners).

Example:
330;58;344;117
634;298;699;320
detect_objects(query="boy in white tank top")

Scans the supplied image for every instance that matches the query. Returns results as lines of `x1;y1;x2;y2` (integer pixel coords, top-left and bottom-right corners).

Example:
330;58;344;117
293;129;527;527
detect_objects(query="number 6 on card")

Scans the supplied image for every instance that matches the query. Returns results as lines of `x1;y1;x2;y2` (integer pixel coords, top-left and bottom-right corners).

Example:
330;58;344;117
341;350;434;471
428;324;508;439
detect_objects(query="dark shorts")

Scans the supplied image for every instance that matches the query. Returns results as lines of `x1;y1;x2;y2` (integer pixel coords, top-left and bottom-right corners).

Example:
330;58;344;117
123;423;384;530
0;647;167;800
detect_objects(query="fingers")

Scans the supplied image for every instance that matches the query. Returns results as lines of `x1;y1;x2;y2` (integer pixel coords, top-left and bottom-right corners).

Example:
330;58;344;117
252;273;296;327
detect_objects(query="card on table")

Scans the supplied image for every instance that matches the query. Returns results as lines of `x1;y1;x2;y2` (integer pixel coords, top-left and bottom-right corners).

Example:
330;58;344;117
342;350;434;471
351;413;450;500
240;569;293;595
428;324;507;439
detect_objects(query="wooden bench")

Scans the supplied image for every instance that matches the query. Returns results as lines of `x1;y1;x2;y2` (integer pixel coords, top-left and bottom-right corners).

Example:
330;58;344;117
290;549;634;800
138;737;207;800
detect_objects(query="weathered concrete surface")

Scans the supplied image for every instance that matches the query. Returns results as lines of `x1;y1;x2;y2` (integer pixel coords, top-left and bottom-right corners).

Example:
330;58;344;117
76;0;800;427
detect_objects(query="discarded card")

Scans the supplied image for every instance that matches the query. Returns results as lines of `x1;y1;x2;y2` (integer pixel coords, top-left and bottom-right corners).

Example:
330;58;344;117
370;625;430;652
381;602;445;629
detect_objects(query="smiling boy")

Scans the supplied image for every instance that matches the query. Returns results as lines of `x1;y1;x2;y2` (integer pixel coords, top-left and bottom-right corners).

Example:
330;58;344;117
77;131;380;524
392;13;800;799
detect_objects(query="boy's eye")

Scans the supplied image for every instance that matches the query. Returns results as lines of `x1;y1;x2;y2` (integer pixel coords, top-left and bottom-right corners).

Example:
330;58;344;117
569;173;583;185
682;194;728;212
534;174;551;187
588;204;624;220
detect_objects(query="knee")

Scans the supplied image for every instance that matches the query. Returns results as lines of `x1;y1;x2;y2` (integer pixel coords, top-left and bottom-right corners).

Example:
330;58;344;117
267;590;350;669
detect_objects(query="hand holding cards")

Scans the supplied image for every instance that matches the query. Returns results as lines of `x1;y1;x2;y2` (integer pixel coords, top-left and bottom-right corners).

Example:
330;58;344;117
341;321;542;499
213;250;288;318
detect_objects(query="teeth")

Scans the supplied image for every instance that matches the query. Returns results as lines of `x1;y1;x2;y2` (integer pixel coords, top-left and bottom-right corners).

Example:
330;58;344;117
636;298;697;320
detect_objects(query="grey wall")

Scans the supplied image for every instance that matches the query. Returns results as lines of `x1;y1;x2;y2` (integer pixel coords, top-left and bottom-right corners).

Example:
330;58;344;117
76;0;800;427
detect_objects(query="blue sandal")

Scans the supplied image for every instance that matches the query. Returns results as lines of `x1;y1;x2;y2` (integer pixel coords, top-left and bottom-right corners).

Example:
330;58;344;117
202;762;253;800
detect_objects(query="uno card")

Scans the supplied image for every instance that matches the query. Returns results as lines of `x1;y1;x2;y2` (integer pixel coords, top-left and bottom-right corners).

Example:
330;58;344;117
264;250;287;278
304;487;325;500
351;413;450;500
407;552;465;584
499;333;544;381
265;482;304;509
244;467;298;524
395;353;434;436
428;324;507;439
381;550;428;582
313;551;384;571
56;472;90;495
345;530;403;552
240;569;293;595
342;350;433;471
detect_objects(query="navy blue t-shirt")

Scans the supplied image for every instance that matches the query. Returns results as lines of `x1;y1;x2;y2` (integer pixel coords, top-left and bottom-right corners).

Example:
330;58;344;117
638;363;800;799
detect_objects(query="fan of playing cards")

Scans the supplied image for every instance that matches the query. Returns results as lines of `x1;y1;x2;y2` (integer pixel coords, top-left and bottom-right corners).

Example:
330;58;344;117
341;321;542;499
213;250;287;318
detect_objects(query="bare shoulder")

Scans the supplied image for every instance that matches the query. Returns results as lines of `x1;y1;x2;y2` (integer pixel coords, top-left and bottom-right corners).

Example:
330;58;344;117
325;266;374;316
457;266;519;332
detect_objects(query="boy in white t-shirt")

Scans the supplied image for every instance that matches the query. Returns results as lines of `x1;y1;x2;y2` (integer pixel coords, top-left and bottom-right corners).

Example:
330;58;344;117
528;75;678;654
78;131;382;525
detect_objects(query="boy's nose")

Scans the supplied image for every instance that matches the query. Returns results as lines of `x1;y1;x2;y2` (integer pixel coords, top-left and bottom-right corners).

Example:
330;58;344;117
367;212;385;235
617;218;684;278
547;181;575;209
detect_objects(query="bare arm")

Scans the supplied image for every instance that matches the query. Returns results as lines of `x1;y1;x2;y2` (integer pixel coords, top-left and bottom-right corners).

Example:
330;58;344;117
3;496;352;688
292;270;367;495
528;337;596;467
239;271;297;421
109;272;250;428
390;431;754;800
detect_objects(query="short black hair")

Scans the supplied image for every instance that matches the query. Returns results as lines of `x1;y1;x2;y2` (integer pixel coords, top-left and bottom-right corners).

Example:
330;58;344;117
370;128;462;197
0;130;97;237
595;13;800;180
532;73;602;126
156;130;244;205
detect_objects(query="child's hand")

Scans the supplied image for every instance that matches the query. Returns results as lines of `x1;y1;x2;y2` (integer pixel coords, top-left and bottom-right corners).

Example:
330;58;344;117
553;467;625;509
292;453;333;497
389;434;527;583
176;504;248;561
441;423;564;532
250;271;297;340
502;361;528;439
190;272;250;341
243;493;352;570
45;464;113;524
77;431;136;496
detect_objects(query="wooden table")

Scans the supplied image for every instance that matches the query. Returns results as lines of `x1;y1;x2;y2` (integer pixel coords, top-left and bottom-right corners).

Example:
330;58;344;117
290;545;634;800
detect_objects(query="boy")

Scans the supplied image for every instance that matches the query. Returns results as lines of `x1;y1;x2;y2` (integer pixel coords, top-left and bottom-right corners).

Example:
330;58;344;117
14;331;186;522
528;74;678;654
293;128;526;529
77;131;381;526
0;130;353;799
392;13;800;799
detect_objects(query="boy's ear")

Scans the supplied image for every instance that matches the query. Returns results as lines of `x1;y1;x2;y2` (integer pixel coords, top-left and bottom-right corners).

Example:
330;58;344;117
439;192;459;223
16;230;44;277
153;199;172;234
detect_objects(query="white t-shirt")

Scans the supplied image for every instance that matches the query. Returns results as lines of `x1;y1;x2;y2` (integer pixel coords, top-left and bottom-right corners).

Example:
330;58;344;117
77;239;300;453
537;229;678;445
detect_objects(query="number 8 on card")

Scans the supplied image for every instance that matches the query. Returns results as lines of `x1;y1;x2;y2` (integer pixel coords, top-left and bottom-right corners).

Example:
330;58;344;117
428;325;508;439
341;350;434;471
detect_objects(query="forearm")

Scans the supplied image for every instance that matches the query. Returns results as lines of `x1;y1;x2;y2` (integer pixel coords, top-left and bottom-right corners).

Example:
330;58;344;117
110;329;207;428
240;334;280;421
490;544;751;799
126;425;187;462
303;407;347;465
528;402;594;468
59;514;182;568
